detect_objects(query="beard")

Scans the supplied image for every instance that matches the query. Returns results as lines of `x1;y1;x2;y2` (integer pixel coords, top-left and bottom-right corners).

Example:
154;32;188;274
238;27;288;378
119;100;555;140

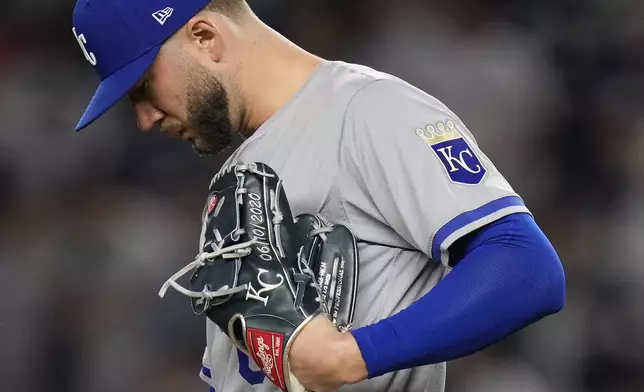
185;65;234;157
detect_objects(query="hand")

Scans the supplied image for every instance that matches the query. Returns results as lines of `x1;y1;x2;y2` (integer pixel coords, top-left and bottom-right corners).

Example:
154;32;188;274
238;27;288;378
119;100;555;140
289;314;368;392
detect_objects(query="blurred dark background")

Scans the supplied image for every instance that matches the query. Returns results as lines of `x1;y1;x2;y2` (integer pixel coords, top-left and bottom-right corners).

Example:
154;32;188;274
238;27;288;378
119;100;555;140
2;0;644;391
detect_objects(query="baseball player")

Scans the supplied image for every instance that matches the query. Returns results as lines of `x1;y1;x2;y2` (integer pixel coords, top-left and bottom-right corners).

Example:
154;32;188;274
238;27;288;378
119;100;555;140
71;1;566;391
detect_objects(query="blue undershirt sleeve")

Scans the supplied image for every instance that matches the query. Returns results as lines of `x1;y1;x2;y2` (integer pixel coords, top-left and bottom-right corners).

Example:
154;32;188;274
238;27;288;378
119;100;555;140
350;212;566;378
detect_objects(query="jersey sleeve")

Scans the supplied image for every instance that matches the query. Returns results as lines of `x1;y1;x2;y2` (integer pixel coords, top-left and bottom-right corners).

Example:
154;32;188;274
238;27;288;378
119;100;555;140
338;78;531;266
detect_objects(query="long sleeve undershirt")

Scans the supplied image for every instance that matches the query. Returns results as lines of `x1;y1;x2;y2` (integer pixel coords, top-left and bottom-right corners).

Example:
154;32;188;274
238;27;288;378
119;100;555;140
350;212;566;378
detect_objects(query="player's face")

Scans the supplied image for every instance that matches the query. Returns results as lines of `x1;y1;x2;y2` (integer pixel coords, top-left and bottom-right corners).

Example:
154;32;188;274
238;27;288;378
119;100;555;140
128;49;233;156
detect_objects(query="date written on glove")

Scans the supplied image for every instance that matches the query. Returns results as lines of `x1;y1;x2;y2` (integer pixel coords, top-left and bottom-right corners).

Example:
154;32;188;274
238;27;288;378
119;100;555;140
158;162;359;392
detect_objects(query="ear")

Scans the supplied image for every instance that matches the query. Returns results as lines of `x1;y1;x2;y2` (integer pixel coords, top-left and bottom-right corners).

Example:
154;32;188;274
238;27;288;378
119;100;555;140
183;16;224;63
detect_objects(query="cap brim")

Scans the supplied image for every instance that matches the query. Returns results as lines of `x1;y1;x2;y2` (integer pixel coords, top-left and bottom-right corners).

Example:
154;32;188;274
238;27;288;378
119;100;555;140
75;46;161;132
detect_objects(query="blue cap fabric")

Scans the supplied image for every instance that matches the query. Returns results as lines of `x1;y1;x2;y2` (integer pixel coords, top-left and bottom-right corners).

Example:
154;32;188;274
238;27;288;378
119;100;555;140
72;0;211;131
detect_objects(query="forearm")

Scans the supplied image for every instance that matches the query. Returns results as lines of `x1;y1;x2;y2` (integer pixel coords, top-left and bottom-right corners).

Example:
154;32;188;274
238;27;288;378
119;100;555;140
349;213;566;378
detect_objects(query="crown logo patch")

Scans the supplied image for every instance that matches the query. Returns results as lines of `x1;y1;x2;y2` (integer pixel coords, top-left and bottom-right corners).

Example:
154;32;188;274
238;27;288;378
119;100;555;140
416;120;487;185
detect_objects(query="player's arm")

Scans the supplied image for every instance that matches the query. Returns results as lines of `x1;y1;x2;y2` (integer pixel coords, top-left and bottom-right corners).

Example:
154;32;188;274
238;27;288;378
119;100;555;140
333;78;565;383
350;211;565;378
290;212;565;389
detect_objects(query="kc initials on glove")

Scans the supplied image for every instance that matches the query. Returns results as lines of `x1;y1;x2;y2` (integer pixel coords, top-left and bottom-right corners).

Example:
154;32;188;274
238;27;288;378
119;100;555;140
158;162;359;392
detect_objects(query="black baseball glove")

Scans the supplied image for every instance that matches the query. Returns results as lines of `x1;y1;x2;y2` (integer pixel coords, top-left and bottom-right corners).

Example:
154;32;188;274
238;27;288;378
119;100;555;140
158;162;359;392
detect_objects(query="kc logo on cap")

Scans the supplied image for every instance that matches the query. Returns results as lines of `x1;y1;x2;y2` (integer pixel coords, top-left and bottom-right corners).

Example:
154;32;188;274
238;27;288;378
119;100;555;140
72;27;97;66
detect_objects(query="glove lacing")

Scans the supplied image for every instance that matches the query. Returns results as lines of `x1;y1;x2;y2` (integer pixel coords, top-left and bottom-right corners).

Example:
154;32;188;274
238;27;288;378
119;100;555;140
158;240;256;300
158;164;266;301
291;219;334;309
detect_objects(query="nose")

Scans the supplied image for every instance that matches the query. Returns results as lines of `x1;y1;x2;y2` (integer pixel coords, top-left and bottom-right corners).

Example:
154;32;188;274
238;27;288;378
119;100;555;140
133;101;165;131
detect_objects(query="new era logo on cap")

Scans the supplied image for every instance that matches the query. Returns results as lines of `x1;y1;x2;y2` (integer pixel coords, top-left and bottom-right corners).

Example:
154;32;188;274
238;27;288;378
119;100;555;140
152;7;174;25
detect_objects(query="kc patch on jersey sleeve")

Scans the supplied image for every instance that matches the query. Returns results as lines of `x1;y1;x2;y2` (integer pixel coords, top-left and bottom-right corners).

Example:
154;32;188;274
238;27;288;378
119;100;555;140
416;120;487;185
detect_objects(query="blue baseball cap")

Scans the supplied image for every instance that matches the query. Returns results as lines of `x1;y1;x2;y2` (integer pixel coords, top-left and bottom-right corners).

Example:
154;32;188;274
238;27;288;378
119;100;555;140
72;0;211;131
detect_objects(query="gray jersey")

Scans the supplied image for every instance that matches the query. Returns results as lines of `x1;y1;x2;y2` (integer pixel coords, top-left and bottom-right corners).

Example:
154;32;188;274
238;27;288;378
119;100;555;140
197;61;530;392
